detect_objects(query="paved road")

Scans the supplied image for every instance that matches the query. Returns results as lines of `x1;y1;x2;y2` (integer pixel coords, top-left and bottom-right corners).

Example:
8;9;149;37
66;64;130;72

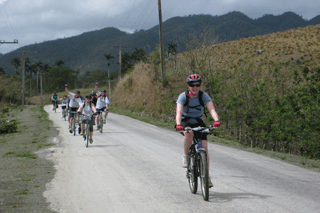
43;105;320;213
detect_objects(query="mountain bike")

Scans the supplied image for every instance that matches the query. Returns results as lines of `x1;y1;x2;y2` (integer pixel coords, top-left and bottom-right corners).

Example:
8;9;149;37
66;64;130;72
181;126;215;201
80;113;95;148
97;110;106;133
53;100;58;113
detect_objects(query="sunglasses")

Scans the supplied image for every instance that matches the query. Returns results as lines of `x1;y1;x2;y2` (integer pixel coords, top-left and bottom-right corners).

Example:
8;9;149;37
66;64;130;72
189;84;201;87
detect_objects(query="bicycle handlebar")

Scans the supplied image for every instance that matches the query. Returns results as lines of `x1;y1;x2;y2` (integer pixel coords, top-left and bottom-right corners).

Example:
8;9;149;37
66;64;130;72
180;126;217;134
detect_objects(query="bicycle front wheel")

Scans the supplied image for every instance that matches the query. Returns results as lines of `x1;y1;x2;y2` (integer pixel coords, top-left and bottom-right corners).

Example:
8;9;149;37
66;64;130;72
85;123;89;148
188;155;198;194
199;151;209;201
73;118;76;136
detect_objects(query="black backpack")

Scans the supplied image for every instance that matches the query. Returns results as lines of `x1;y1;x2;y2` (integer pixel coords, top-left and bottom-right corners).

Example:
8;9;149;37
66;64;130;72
184;90;208;118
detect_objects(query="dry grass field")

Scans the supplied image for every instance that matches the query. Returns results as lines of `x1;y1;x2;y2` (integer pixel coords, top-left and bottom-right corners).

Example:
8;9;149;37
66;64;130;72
112;24;320;118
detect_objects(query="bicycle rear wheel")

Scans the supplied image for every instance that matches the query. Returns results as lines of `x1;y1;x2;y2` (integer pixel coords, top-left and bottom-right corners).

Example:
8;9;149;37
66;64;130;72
188;155;198;194
199;151;209;201
85;123;89;148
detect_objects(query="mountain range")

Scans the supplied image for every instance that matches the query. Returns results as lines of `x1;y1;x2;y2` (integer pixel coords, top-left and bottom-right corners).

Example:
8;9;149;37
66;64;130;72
0;11;320;75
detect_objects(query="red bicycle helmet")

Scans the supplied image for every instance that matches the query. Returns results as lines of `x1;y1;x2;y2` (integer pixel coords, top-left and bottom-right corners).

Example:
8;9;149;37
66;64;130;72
186;74;202;83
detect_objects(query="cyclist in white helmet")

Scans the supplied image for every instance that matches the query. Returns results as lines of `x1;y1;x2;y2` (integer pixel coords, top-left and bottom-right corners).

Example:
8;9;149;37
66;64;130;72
95;89;110;129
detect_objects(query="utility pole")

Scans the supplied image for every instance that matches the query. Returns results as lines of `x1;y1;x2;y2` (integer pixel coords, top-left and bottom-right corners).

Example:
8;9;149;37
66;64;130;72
21;51;25;106
108;69;111;103
40;70;43;105
0;39;18;44
158;0;166;82
113;45;128;80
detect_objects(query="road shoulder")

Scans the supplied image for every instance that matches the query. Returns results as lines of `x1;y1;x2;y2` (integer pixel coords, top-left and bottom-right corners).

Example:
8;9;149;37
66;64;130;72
0;105;58;212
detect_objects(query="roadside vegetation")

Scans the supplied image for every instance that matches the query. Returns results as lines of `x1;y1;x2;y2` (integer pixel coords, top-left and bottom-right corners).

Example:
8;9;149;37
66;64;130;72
112;24;320;160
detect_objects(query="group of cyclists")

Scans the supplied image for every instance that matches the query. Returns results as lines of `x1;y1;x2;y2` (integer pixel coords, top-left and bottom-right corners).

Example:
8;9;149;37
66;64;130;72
51;74;220;189
51;83;110;144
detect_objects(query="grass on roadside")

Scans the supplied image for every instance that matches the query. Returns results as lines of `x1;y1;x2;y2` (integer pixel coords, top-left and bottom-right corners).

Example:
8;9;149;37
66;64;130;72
110;106;320;172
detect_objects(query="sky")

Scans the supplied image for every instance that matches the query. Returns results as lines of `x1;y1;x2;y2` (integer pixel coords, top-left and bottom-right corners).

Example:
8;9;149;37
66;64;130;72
1;0;320;55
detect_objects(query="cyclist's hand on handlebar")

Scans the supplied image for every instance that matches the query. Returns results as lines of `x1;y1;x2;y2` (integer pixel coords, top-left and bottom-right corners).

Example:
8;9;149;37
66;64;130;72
176;125;184;131
213;121;220;127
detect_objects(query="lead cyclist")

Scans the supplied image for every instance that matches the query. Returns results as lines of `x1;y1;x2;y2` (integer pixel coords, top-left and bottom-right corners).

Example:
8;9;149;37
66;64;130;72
175;74;221;188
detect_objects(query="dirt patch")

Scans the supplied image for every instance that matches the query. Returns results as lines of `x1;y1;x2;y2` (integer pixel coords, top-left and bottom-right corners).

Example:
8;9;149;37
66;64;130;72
0;105;58;212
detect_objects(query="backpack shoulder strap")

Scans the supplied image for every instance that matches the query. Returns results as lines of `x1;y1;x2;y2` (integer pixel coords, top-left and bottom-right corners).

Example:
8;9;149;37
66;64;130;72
198;90;204;107
184;90;190;113
198;90;208;118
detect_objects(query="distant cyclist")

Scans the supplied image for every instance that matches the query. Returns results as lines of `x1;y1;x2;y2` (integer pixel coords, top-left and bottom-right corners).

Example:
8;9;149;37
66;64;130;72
65;84;84;133
91;87;98;125
51;91;59;110
95;88;110;129
60;95;68;118
77;94;97;144
175;74;220;188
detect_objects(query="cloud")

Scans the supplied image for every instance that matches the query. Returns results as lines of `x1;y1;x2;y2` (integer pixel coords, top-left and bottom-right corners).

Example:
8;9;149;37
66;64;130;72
1;0;320;54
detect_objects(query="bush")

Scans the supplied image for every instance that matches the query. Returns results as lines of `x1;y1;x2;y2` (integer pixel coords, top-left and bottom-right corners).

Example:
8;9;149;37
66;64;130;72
2;108;9;114
0;119;18;134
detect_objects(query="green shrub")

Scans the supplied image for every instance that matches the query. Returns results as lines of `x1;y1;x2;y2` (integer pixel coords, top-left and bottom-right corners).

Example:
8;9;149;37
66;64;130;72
2;108;9;114
0;119;18;134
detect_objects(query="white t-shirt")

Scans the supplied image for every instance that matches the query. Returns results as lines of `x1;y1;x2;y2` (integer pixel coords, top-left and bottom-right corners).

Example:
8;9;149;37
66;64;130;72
96;96;110;109
68;93;83;108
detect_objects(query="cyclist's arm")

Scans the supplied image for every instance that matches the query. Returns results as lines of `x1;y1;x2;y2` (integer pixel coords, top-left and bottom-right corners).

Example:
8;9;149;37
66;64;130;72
65;85;69;94
77;103;84;113
207;101;219;122
175;103;183;126
91;103;97;114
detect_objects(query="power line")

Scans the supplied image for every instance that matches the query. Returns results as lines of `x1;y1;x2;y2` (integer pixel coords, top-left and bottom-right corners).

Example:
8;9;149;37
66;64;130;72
133;0;153;30
123;0;137;27
2;4;17;39
140;2;157;30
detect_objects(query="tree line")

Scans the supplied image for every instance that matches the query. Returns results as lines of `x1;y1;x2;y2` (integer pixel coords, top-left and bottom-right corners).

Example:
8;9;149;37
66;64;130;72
0;44;178;95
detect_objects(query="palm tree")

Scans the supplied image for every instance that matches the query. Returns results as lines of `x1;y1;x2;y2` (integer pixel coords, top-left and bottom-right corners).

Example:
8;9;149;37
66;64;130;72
104;54;114;68
28;64;37;95
53;59;64;67
11;57;21;74
103;53;115;100
35;61;43;94
168;42;178;55
42;63;51;93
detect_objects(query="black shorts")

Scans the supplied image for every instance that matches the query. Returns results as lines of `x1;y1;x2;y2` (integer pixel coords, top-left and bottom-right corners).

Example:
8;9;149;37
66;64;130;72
96;107;108;114
68;108;78;117
81;115;94;131
61;106;66;109
181;118;207;140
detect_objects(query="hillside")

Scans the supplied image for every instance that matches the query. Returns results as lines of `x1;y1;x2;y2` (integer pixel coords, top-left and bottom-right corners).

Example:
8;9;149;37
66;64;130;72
112;24;320;159
1;11;320;75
